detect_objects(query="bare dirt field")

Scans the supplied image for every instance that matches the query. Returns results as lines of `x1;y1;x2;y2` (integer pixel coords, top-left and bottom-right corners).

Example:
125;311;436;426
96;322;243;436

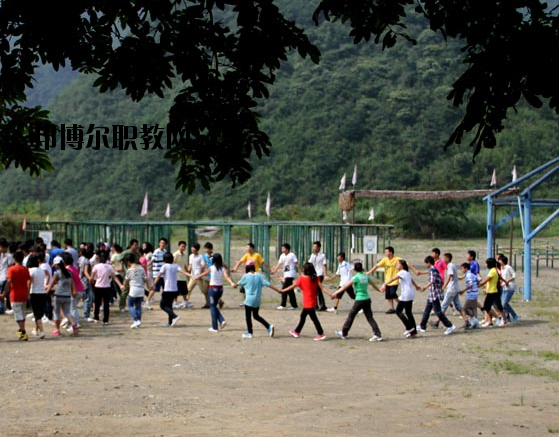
1;238;558;437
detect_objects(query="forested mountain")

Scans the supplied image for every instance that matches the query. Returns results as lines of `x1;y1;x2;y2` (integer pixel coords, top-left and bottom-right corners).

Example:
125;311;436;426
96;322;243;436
1;1;558;236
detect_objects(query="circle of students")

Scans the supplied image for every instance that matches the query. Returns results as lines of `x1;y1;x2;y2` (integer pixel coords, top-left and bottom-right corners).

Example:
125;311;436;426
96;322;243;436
0;236;519;342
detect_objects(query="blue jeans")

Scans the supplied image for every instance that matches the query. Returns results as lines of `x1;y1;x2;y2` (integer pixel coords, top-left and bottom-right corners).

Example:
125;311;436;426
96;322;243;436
501;287;517;320
419;299;452;330
128;296;143;322
83;284;94;318
70;292;84;325
0;280;5;314
208;286;224;330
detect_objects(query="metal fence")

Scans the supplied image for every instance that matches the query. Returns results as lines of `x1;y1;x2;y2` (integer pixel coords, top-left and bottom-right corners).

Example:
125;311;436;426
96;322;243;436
24;220;394;272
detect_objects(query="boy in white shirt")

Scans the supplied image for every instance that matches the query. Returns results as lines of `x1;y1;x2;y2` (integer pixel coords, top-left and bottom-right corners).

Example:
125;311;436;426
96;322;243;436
271;243;298;310
186;243;206;307
325;252;354;313
308;241;328;311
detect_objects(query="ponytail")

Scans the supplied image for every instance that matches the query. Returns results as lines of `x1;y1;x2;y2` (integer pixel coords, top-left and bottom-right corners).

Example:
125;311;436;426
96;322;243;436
57;261;72;278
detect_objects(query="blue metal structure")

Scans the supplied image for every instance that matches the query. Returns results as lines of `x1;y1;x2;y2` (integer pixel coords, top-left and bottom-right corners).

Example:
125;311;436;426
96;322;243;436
484;157;559;300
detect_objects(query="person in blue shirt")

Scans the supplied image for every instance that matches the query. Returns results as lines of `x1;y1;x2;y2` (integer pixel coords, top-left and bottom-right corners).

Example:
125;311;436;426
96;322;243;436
49;241;65;267
237;262;281;338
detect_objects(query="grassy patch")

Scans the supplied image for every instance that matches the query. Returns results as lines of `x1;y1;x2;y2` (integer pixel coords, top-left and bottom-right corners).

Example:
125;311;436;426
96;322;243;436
538;351;559;361
493;360;559;381
533;310;559;323
507;349;533;357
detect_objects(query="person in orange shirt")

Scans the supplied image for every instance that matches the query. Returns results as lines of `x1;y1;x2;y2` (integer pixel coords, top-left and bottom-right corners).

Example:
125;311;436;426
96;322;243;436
0;251;31;341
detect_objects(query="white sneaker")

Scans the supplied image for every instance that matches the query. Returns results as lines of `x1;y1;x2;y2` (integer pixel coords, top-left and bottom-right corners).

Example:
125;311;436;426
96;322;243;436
60;318;69;328
66;325;74;334
276;306;286;310
38;331;45;339
369;335;383;342
358;309;364;314
130;321;141;329
220;320;227;329
184;301;194;308
31;329;38;336
172;303;181;309
5;309;13;315
171;316;180;327
334;330;346;340
327;307;338;313
416;325;426;333
444;325;456;335
41;316;50;323
86;317;95;323
208;327;219;333
242;332;253;338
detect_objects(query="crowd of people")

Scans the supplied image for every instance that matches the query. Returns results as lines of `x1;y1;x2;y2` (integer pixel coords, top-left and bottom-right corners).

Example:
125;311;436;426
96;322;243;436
0;235;519;342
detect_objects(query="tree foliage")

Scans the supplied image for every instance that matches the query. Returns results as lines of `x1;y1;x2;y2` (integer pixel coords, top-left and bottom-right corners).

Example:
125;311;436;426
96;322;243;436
0;0;319;190
0;1;559;192
313;0;559;157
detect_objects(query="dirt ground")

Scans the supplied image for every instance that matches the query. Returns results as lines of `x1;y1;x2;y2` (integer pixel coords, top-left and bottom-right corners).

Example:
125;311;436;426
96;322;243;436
1;238;558;437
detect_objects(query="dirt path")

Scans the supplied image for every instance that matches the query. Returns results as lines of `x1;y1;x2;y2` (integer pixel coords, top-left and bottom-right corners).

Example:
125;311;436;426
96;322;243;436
1;280;558;437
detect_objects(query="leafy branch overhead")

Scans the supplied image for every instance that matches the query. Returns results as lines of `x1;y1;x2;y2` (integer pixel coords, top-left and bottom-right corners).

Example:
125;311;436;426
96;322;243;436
0;0;558;191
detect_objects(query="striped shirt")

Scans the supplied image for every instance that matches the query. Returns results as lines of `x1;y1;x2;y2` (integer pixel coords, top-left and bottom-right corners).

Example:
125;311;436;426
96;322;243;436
152;248;167;279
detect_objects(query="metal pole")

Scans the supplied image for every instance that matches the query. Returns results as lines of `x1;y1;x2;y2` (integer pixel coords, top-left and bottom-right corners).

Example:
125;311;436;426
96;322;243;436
523;194;532;301
509;213;514;261
487;196;494;259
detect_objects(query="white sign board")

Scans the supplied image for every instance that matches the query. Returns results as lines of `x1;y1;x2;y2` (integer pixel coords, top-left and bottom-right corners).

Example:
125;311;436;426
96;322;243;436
38;231;53;249
363;235;378;254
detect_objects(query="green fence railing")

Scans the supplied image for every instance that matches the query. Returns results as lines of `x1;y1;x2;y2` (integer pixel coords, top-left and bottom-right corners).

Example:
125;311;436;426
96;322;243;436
25;220;394;272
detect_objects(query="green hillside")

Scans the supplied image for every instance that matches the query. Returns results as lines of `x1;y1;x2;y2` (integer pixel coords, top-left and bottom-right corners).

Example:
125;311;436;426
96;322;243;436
1;1;558;237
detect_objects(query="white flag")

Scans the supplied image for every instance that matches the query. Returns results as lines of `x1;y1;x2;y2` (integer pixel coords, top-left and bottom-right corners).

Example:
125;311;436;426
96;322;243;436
165;203;171;218
368;208;375;221
342;210;348;221
352;165;357;186
247;201;252;219
512;165;518;182
265;193;271;218
140;192;149;216
490;169;497;187
22;215;27;231
339;173;347;191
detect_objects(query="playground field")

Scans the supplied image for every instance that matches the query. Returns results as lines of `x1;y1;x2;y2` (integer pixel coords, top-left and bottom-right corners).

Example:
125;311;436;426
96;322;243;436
1;238;558;437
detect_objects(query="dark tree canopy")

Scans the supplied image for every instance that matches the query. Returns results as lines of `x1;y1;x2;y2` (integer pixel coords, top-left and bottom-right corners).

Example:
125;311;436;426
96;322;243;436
1;0;558;191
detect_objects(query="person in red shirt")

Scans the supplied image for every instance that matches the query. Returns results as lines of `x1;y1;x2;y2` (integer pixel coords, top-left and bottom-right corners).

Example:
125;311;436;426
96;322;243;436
0;251;31;341
279;262;332;341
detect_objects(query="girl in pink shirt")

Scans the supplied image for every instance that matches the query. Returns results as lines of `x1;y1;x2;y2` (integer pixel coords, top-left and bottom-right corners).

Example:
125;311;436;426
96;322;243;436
90;252;123;324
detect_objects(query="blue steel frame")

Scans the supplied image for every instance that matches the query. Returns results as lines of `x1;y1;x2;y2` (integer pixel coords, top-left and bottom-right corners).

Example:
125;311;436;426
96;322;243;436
483;157;559;301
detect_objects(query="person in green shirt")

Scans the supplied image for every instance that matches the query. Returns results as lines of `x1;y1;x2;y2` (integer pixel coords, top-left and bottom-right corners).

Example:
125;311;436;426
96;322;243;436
332;262;383;341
